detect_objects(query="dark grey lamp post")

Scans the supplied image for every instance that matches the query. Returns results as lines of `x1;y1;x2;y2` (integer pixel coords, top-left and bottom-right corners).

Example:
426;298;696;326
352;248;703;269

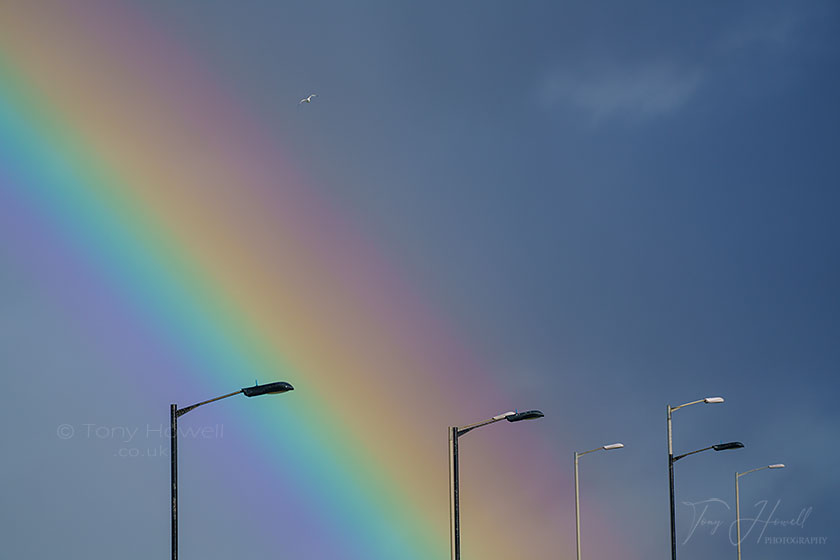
669;439;744;560
170;381;294;560
448;410;544;560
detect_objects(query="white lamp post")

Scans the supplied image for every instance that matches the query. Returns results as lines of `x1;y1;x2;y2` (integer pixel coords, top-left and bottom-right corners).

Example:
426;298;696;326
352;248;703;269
574;443;624;560
736;464;785;560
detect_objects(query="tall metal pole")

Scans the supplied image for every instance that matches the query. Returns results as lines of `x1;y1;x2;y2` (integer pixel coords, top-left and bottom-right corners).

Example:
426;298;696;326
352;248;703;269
446;411;542;559
667;405;676;560
171;404;178;560
448;426;460;560
736;473;742;560
574;452;582;560
167;383;292;559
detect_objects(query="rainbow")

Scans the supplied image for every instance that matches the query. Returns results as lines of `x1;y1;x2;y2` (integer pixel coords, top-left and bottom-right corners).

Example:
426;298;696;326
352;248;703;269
0;3;622;558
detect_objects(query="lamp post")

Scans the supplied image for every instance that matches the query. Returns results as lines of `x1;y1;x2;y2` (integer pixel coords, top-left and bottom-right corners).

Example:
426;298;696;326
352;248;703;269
736;464;785;560
574;443;623;560
667;396;728;560
448;409;544;560
171;381;294;560
668;441;744;558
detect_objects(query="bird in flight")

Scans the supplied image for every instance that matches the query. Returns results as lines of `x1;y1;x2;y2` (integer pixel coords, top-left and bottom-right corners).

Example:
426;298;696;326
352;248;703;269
299;94;317;104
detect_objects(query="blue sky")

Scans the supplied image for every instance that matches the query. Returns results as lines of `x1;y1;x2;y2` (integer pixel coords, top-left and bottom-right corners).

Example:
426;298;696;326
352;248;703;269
2;1;838;558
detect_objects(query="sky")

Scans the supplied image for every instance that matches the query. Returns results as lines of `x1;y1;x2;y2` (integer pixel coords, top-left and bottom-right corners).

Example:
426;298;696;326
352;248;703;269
1;1;838;559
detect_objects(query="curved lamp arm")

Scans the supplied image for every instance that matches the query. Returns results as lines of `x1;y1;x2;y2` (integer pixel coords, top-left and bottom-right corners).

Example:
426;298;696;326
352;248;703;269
674;441;744;462
176;381;294;417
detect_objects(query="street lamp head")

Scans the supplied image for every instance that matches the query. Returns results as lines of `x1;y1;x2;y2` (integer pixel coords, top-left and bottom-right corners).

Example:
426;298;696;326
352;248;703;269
506;410;544;422
603;443;624;450
769;463;785;469
712;441;744;451
242;381;294;397
704;397;725;404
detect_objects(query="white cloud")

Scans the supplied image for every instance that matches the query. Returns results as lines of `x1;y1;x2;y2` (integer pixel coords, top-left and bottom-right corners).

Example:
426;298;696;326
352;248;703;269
717;3;816;53
540;61;704;125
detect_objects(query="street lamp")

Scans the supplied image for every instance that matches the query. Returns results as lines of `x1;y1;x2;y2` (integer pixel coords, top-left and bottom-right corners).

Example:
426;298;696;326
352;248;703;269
666;396;732;560
668;440;744;557
574;443;624;560
736;464;785;560
448;409;544;560
170;381;294;560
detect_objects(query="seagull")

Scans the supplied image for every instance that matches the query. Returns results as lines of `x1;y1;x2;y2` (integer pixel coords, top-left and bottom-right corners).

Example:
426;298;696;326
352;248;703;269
299;94;317;104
